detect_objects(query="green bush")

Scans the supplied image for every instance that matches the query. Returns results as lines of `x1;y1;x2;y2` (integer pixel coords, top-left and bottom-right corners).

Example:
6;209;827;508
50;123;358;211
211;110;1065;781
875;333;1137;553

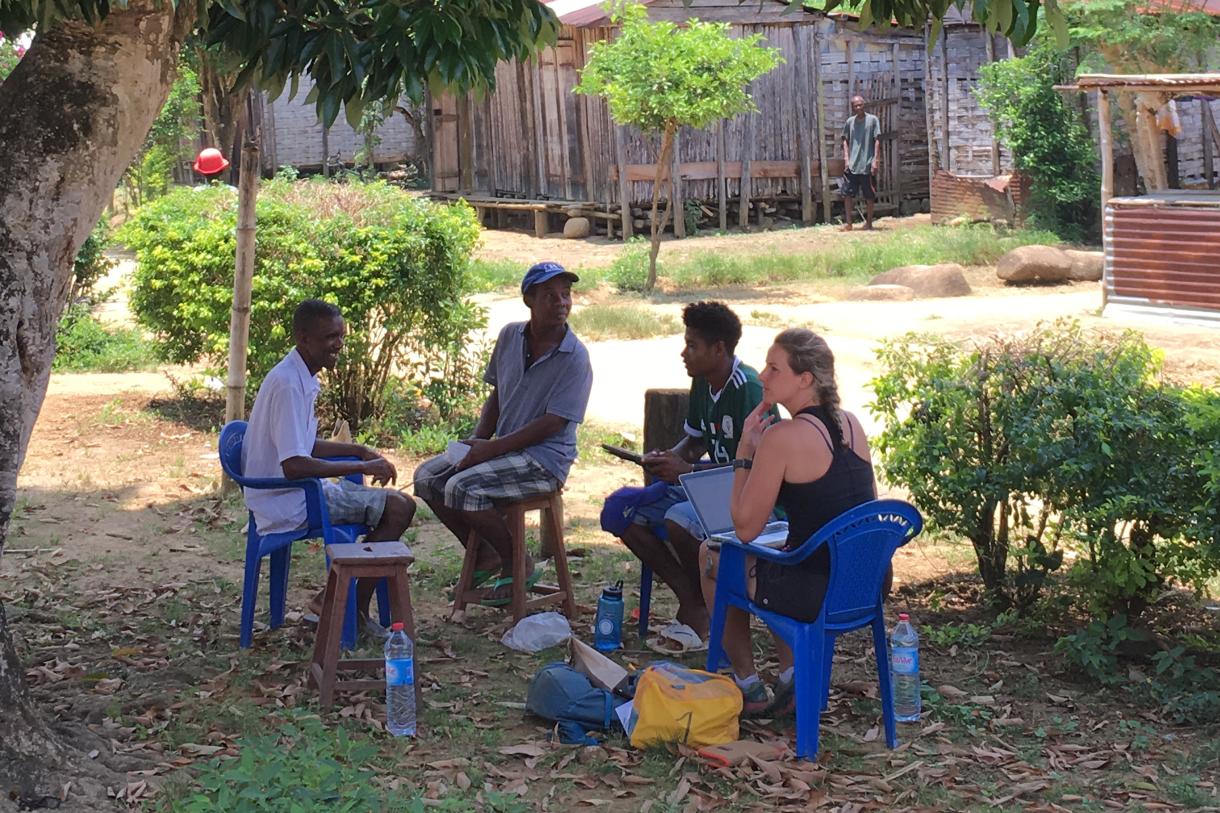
53;304;158;373
120;179;484;429
976;31;1099;242
871;321;1218;616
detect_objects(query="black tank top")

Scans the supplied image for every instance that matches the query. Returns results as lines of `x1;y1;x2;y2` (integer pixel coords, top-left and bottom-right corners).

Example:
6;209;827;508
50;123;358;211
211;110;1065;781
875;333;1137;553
776;404;877;565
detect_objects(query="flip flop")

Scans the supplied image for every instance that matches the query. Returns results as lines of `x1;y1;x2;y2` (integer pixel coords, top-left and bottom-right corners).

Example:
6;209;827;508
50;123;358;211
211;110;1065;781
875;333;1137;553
645;622;708;655
472;568;497;588
479;570;541;608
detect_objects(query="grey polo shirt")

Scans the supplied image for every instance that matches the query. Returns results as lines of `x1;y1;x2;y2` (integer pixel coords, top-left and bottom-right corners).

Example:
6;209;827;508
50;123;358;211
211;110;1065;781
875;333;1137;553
484;321;593;482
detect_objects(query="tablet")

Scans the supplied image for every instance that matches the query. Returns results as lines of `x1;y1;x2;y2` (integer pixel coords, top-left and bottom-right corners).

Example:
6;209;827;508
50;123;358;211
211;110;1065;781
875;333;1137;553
600;443;645;465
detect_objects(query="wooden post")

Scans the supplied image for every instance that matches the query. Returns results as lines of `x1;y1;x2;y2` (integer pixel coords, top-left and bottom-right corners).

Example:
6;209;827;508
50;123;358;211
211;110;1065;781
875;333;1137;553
891;42;903;209
1203;100;1216;190
940;28;951;172
224;134;260;491
1098;89;1113;311
813;34;831;223
552;47;572;199
321;125;330;178
845;39;855;109
1166;134;1180;189
716;120;728;231
614;125;633;239
531;59;547;197
643;389;691;458
671;128;685;238
795;25;814;225
983;32;1000;176
738;110;755;228
923;22;938;175
458;95;474;193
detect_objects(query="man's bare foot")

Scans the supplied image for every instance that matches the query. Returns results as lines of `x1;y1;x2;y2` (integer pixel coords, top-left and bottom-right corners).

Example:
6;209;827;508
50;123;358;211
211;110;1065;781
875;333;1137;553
840;224;853;232
481;554;536;604
676;604;709;640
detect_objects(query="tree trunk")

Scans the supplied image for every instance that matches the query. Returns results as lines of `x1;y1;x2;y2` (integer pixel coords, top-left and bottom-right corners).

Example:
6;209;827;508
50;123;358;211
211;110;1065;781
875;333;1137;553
0;1;192;802
197;48;248;185
646;126;676;292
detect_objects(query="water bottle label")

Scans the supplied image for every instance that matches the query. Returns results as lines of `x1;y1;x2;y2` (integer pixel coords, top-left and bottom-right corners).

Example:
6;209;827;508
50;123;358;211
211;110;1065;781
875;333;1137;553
892;647;918;674
385;657;414;687
597;618;615;636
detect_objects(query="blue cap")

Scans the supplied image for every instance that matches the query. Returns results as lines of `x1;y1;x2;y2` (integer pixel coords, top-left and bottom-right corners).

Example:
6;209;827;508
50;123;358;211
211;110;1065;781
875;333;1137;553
521;261;579;294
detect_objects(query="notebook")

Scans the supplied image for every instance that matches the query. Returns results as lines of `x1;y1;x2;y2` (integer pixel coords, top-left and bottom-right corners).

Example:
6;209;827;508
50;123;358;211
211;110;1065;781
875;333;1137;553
678;467;789;548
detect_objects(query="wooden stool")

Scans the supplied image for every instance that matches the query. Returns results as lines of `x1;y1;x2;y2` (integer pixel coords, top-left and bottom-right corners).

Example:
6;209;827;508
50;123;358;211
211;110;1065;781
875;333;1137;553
452;492;576;623
309;541;417;709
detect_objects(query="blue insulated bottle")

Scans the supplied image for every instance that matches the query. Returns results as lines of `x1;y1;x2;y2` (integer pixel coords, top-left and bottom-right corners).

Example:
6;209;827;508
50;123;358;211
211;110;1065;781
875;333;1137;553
594;580;625;652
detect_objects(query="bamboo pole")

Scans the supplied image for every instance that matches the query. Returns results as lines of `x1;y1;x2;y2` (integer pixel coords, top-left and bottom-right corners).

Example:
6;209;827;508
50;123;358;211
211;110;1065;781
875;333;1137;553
923;22;938;175
1098;90;1113;312
223;133;261;492
1203;100;1216;190
614;125;633;239
672;129;685;238
891;42;903;208
813;34;831;223
738;110;755;228
940;28;951;171
717;120;728;231
983;32;1000;175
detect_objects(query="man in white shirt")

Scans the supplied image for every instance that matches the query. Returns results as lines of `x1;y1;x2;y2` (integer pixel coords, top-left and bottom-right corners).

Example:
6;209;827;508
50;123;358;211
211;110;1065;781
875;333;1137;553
243;300;416;631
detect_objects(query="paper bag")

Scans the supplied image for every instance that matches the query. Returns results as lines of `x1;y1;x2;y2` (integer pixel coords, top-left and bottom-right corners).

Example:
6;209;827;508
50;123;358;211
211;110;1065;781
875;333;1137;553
569;637;628;693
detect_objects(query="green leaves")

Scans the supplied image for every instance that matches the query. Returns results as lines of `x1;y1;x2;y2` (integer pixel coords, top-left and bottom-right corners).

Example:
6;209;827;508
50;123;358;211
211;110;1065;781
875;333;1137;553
574;2;782;134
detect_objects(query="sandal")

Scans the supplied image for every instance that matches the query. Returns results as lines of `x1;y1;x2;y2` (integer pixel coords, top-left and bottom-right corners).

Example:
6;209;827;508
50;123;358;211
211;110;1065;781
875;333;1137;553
645;622;708;655
479;569;541;607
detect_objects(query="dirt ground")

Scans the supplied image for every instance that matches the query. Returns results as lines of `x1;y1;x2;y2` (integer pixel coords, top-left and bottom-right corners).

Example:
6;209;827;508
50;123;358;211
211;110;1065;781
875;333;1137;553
5;223;1220;811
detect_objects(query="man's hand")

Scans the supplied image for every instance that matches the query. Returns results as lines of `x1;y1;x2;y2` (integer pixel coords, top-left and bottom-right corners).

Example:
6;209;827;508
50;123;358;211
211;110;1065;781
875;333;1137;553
456;438;498;471
871;160;879;176
362;457;398;486
643;450;691;485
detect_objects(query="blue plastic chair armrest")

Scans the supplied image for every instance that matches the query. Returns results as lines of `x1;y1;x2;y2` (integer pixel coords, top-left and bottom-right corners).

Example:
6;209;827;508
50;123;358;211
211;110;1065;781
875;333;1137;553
716;535;828;566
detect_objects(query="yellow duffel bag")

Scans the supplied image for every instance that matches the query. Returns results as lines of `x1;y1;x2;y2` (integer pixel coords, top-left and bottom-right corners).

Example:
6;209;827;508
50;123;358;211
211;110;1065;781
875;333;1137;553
629;662;742;748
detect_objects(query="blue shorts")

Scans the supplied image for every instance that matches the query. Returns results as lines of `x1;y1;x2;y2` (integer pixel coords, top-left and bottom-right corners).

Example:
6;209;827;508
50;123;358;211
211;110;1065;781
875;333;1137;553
630;485;707;540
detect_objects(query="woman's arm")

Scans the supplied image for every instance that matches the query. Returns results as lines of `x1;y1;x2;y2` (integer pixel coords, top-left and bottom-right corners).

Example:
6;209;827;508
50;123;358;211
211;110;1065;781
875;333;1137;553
729;423;788;541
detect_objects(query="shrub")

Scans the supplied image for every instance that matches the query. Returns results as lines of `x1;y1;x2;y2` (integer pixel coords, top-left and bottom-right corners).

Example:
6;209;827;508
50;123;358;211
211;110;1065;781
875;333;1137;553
871;321;1218;616
71;220;116;304
120;179;484;429
53;304;157;373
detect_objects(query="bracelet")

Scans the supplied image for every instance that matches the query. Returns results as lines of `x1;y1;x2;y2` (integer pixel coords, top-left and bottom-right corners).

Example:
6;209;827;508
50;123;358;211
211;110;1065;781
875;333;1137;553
732;458;753;471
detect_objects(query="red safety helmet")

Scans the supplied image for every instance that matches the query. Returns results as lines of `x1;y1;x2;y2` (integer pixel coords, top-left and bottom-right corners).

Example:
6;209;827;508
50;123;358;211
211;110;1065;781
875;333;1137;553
193;147;230;176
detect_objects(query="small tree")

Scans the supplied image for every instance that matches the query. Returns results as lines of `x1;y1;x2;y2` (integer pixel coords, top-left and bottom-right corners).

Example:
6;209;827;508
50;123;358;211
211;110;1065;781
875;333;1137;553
575;2;781;291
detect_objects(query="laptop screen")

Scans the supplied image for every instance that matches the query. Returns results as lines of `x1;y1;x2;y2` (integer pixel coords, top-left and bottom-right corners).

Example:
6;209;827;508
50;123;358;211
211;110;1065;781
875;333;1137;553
678;468;736;536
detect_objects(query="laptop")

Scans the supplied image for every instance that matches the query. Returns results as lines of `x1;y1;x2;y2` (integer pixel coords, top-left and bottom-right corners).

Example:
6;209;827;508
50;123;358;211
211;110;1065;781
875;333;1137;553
679;467;789;548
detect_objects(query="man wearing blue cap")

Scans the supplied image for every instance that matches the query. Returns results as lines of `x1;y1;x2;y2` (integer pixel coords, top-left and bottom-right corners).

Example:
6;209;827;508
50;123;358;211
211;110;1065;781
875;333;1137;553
413;262;593;605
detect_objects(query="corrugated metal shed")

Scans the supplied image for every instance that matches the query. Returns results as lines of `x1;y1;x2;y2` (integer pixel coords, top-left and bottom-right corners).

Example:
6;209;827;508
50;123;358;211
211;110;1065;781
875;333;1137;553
1105;192;1220;323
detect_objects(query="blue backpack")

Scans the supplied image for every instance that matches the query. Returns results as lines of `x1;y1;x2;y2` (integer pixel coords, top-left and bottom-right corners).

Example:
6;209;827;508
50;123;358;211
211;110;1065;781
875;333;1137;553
526;663;626;745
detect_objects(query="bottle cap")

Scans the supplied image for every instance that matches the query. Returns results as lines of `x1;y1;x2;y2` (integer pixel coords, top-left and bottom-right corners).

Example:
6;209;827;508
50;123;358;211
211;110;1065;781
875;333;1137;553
602;580;624;599
898;613;909;621
390;622;405;631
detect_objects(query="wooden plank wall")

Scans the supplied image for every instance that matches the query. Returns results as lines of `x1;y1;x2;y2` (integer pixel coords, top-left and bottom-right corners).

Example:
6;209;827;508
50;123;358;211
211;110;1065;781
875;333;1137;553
926;25;1012;176
434;3;937;214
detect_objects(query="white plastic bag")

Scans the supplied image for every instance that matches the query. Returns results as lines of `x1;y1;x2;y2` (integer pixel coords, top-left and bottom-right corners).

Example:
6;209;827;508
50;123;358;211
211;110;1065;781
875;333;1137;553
501;612;572;653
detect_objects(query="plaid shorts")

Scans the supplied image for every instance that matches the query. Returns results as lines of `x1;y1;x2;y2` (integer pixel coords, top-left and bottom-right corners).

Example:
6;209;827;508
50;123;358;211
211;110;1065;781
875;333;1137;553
321;478;388;528
413;450;560;512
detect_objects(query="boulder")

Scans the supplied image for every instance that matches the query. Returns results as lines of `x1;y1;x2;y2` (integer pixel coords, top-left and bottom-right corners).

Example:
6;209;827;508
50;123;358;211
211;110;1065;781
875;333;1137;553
846;284;915;301
1064;249;1104;282
996;245;1073;283
562;217;591;239
869;263;972;297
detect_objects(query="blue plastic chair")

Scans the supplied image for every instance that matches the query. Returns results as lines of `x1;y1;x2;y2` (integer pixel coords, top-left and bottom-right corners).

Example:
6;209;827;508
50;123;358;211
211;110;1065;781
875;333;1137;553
705;499;923;760
218;421;388;650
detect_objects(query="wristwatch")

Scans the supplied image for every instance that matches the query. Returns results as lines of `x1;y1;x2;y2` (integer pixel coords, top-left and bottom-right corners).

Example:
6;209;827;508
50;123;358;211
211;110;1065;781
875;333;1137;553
732;458;753;471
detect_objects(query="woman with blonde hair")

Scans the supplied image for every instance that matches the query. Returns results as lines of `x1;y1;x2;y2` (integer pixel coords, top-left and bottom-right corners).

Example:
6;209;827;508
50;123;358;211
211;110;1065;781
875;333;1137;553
699;328;878;715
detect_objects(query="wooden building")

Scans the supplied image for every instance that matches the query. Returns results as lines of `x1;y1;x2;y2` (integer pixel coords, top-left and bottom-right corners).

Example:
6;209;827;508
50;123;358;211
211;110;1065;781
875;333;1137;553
429;0;933;237
1080;73;1220;325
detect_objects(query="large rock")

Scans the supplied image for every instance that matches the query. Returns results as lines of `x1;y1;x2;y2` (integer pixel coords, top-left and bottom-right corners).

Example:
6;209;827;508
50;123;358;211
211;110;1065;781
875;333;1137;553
847;284;915;301
562;217;591;239
996;245;1073;283
869;263;972;297
1064;249;1104;282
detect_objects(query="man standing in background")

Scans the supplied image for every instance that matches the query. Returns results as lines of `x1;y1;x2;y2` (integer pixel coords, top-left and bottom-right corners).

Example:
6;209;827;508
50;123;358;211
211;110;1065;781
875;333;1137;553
841;95;881;231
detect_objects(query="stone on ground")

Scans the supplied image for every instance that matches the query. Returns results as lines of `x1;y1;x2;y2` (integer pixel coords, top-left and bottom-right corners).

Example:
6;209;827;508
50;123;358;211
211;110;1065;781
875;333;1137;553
847;284;916;301
996;245;1075;283
869;263;972;297
1064;249;1104;282
562;217;591;239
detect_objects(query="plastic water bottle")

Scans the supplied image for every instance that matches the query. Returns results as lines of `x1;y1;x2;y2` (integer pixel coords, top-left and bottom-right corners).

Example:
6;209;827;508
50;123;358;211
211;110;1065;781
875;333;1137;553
890;612;921;723
384;622;416;737
594;580;624;652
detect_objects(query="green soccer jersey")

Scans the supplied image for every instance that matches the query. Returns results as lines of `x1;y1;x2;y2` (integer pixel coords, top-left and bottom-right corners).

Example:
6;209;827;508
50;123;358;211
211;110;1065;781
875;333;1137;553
685;358;776;464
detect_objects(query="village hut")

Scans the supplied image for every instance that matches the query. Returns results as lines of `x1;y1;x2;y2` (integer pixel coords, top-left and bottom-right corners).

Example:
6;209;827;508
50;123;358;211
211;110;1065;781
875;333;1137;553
428;0;933;238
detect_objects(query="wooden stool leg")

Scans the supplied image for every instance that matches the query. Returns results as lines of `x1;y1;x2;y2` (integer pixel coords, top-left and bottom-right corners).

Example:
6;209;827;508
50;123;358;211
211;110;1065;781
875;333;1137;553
452;529;481;618
309;567;340;689
314;565;351;709
540;497;562;559
509;506;528;622
545;500;576;618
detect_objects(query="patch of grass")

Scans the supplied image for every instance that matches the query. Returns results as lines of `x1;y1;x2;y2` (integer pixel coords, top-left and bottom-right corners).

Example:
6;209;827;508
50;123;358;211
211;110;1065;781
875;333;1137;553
665;224;1060;289
53;305;158;373
93;397;154;427
468;258;524;293
569;303;679;341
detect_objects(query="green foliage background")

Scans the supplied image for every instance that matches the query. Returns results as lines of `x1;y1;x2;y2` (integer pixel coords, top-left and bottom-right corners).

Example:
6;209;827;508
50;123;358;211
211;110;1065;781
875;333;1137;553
119;180;484;429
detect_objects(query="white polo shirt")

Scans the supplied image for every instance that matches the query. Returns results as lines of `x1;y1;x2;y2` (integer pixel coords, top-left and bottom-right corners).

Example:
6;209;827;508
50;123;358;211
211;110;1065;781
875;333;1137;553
241;348;321;534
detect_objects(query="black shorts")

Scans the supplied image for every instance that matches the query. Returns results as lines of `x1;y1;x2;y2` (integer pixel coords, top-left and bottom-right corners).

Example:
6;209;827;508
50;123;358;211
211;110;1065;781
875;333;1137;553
842;171;876;201
752;559;894;623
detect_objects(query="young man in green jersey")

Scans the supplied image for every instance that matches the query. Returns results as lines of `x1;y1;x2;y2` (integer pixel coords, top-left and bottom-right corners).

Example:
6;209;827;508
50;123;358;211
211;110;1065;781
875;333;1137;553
610;301;775;639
